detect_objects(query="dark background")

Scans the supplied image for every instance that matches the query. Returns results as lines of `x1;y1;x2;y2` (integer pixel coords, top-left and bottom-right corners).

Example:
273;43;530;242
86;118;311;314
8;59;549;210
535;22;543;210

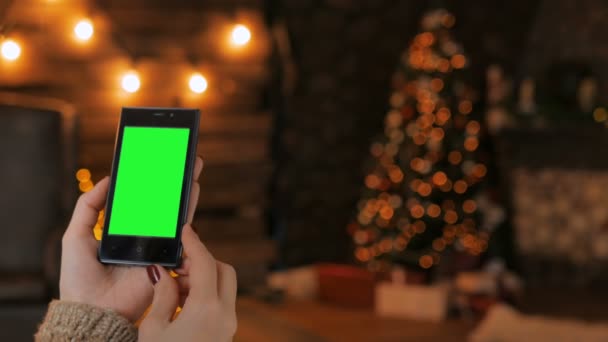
274;0;543;266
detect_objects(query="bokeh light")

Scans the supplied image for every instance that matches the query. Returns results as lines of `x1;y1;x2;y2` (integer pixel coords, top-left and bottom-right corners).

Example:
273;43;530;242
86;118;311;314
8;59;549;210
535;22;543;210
419;255;433;269
76;168;91;182
230;24;251;46
189;73;208;94
1;39;21;61
121;71;140;93
74;19;94;41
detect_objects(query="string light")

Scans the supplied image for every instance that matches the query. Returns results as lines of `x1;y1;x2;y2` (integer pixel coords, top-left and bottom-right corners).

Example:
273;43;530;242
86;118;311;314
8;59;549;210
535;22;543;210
1;39;21;61
593;107;607;122
444;210;458;224
448;151;463;165
75;168;91;182
427;204;441;218
188;73;208;94
463;199;477;214
451;54;466;69
75;169;103;240
230;24;251;46
454;180;468;194
76;168;94;192
433;239;446;252
349;9;494;269
74;19;94;42
458;100;473;114
121;71;140;93
419;255;433;269
0;5;262;97
410;205;425;219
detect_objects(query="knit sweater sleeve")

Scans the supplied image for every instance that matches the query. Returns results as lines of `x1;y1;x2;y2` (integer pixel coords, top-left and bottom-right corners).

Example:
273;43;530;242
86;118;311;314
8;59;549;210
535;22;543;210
35;300;138;342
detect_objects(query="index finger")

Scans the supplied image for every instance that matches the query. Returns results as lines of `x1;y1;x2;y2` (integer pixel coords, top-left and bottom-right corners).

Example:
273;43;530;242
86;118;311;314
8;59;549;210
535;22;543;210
180;224;217;302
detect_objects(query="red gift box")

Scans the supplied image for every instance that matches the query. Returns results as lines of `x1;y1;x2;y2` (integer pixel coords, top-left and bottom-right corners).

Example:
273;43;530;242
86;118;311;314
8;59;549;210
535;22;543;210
317;263;389;309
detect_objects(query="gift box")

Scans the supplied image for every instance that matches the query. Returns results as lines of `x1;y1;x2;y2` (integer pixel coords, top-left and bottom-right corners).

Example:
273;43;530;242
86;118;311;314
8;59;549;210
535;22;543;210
267;265;319;300
317;263;388;309
374;282;449;322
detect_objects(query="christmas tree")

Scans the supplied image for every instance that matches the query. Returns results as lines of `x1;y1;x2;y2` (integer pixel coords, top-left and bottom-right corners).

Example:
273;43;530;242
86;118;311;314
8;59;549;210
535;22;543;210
349;9;490;271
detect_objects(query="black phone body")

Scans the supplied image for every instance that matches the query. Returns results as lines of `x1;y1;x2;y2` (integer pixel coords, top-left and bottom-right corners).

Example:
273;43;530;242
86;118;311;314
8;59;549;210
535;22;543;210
98;107;200;267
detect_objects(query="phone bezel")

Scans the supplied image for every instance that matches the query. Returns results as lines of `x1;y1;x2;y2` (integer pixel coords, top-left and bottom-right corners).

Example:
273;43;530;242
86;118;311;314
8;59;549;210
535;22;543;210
98;107;200;268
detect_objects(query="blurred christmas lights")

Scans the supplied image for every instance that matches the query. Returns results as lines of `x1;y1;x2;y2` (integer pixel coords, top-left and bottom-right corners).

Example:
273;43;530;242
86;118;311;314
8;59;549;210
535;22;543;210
230;24;251;46
74;19;94;42
1;39;21;61
350;9;495;269
0;0;261;97
75;169;103;240
189;73;208;94
121;71;140;93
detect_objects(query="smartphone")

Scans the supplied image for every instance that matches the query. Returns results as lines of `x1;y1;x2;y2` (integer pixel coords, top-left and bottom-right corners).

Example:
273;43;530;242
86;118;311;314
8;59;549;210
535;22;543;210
98;107;200;267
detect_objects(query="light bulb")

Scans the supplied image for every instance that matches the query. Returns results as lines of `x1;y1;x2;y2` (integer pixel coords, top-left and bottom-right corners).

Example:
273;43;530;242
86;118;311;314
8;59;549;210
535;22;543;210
189;73;208;94
1;39;21;61
230;24;251;46
121;71;140;93
74;19;94;41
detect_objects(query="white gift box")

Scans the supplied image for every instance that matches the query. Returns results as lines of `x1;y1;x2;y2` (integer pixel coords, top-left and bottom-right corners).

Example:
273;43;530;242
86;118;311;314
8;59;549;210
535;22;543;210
455;272;498;295
374;282;449;322
267;265;319;300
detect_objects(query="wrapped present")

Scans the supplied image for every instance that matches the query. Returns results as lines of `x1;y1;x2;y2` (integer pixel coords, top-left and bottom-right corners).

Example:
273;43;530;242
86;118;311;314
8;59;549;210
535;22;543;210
374;281;449;322
317;263;389;309
267;265;319;300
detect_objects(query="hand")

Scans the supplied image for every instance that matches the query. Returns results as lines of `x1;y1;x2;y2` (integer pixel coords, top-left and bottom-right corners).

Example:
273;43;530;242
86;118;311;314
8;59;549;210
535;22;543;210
59;157;203;322
138;225;237;342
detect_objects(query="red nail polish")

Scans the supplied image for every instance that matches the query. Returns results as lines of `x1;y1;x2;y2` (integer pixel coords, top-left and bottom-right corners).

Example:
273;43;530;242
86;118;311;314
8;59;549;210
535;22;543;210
146;265;160;285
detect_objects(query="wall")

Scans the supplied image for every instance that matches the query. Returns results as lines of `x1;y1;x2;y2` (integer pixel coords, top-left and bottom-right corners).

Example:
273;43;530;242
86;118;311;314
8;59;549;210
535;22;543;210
523;0;608;101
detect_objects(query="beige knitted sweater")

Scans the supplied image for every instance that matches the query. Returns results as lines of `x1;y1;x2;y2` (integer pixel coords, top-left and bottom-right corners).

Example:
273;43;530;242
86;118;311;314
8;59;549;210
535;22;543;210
35;300;137;342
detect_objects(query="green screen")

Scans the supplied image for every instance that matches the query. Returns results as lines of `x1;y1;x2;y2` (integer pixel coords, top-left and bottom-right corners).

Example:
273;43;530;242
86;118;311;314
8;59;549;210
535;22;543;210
108;126;190;238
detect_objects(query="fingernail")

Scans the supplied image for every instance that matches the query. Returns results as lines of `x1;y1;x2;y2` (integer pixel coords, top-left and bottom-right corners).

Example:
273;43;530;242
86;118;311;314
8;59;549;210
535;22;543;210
147;265;160;285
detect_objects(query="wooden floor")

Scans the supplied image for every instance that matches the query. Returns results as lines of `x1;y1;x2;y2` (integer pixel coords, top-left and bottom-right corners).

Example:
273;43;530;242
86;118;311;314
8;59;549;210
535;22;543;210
0;298;474;341
235;298;474;342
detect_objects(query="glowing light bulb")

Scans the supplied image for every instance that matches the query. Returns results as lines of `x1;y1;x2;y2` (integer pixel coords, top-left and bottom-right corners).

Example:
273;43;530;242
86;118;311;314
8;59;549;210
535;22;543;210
230;24;251;46
189;73;208;94
74;19;94;41
75;168;91;182
1;39;21;61
121;71;140;93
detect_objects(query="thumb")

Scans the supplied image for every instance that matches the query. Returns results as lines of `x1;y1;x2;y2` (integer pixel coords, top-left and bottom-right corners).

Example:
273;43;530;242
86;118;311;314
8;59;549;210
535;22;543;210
143;265;179;328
